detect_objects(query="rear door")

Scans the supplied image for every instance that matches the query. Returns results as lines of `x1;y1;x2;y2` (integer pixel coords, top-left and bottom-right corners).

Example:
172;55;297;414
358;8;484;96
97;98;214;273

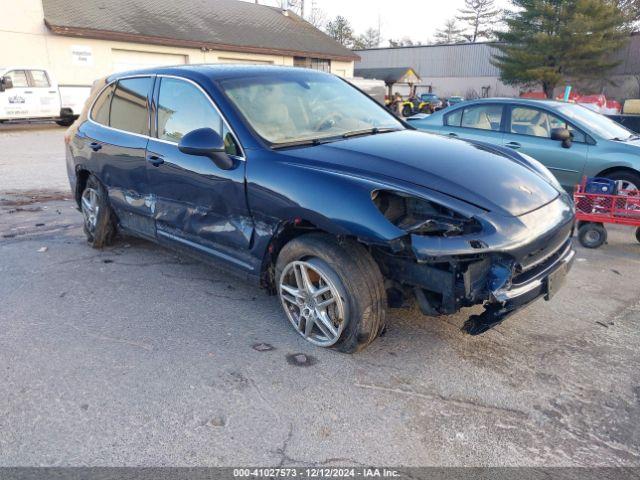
0;70;32;119
439;103;505;145
145;76;253;268
502;105;589;190
26;69;60;118
81;76;156;237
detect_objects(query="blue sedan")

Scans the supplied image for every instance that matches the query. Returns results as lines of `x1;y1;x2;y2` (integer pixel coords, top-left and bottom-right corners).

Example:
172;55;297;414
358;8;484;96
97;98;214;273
408;98;640;192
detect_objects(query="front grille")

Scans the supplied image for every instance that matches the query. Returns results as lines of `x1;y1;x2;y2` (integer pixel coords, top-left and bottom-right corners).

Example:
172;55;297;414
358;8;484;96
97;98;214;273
512;239;571;286
517;218;573;272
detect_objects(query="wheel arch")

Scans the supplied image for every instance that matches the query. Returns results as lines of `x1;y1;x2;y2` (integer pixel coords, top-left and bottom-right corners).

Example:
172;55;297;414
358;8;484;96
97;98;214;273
595;165;640;179
74;168;91;208
259;218;338;292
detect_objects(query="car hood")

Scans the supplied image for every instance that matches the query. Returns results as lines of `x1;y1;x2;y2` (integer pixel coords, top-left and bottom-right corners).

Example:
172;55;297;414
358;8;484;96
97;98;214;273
281;130;559;216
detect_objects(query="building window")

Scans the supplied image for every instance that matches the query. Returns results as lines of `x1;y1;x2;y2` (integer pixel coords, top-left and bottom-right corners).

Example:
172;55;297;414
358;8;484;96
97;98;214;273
294;57;331;73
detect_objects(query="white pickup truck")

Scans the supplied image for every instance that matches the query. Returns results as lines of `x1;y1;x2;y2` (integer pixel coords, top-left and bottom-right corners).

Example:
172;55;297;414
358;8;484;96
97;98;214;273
0;67;90;126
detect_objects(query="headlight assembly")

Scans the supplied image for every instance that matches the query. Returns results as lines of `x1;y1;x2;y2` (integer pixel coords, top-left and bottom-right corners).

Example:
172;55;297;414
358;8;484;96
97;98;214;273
372;190;481;237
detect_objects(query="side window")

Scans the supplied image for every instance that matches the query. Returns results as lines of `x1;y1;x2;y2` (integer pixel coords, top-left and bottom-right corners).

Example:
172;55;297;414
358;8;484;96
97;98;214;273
510;107;586;142
110;77;153;136
90;84;115;126
444;109;463;127
461;104;503;131
29;70;50;88
547;111;587;143
157;77;223;143
5;70;29;88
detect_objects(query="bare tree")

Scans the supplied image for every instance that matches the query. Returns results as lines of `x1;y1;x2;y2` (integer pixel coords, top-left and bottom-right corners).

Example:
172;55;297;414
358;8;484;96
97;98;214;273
456;0;499;42
307;6;327;29
388;37;419;47
433;19;465;44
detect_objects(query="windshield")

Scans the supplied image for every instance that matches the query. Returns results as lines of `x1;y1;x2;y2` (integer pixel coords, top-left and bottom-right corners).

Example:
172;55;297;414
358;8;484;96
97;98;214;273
556;103;633;140
220;73;403;145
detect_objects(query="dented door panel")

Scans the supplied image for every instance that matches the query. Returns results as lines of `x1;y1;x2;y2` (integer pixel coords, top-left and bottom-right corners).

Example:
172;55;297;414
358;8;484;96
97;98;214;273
145;138;252;256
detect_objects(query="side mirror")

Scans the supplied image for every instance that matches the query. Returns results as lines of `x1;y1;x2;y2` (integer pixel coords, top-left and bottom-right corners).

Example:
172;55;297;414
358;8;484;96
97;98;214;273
178;127;234;170
0;76;13;92
551;127;572;148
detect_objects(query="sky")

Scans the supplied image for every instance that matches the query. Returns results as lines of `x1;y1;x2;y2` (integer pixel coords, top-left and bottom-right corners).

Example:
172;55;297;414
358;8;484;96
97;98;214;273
248;0;511;45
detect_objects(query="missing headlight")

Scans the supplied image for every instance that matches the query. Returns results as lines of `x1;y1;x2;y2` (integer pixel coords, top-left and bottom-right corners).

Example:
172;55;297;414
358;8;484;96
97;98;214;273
372;190;481;237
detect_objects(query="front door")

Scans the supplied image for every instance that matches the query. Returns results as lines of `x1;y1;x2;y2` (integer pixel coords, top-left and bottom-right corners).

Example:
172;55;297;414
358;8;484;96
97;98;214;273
0;70;32;119
26;69;60;118
503;105;589;190
146;76;253;269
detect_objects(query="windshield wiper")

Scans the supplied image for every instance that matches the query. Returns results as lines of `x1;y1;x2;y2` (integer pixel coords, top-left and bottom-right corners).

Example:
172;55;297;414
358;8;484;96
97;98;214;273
271;137;339;150
342;127;402;138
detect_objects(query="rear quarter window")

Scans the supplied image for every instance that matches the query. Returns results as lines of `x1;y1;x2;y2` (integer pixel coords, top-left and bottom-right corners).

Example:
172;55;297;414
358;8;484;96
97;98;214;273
90;84;115;126
444;109;463;126
109;77;153;136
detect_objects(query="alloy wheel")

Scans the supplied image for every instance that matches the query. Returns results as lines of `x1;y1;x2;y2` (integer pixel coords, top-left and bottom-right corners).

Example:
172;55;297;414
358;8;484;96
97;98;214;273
81;187;100;233
614;179;638;194
278;259;346;347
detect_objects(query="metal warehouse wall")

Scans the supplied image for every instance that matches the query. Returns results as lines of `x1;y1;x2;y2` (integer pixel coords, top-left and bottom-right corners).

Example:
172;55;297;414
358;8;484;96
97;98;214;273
356;43;502;78
356;35;640;100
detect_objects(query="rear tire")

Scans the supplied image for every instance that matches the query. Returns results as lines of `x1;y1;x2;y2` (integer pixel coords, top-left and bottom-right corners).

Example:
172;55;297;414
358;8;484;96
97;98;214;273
635;227;640;244
578;222;607;249
81;174;117;248
275;233;386;353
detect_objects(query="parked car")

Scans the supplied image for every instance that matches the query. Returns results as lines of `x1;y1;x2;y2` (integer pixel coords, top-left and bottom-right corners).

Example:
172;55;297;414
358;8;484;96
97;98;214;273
607;99;640;134
0;66;89;126
65;66;575;352
608;113;640;134
445;96;465;108
407;98;640;192
420;93;444;112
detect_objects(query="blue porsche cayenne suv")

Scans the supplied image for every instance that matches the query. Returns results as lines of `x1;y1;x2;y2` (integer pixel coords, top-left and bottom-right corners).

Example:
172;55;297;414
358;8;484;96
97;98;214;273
65;65;575;352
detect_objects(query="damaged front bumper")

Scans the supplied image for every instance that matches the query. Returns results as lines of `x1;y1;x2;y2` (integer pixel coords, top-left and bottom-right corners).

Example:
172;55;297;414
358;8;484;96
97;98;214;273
374;197;576;335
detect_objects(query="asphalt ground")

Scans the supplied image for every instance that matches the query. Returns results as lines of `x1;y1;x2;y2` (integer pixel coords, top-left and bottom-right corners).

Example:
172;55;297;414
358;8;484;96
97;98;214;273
0;124;639;466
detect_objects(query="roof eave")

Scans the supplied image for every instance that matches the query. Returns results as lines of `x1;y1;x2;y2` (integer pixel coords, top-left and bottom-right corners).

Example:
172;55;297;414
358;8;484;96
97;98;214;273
45;22;360;62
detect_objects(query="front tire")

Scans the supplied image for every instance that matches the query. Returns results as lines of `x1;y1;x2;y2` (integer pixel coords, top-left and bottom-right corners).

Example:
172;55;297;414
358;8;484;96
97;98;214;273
81;174;117;248
603;170;640;194
56;118;75;127
578;222;607;249
401;105;413;117
275;234;386;353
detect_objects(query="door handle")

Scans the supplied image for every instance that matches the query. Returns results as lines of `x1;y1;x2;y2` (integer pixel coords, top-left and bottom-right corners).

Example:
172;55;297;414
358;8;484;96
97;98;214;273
447;132;458;137
89;142;102;152
506;141;521;149
23;91;33;94
146;153;164;166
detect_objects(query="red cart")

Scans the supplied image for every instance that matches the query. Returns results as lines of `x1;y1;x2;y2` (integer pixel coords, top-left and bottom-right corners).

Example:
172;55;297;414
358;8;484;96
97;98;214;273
573;178;640;248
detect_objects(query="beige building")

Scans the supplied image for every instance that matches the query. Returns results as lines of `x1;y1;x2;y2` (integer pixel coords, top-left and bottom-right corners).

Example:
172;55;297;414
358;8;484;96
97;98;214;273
0;0;357;88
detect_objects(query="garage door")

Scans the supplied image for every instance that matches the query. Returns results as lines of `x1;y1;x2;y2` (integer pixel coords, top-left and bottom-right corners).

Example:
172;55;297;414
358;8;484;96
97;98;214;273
111;49;187;74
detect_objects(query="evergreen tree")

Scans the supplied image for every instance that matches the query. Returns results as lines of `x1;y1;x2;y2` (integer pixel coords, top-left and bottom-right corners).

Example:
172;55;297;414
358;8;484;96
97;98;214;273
493;0;629;98
325;15;355;48
433;19;466;44
456;0;500;42
358;28;382;49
